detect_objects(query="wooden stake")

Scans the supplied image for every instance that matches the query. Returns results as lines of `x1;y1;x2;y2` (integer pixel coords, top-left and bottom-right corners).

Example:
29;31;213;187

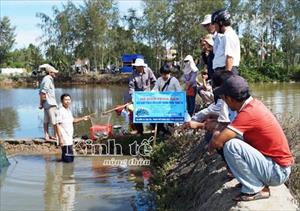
153;123;158;146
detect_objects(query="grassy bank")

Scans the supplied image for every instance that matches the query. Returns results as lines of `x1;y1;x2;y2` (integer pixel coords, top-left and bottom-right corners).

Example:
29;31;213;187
239;64;300;83
149;115;300;210
1;64;300;87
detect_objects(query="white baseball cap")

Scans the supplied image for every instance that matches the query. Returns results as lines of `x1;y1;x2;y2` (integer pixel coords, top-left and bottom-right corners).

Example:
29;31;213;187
132;58;147;67
201;14;212;25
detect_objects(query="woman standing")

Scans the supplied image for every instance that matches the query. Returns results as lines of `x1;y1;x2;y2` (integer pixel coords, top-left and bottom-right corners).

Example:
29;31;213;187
153;64;181;92
183;55;198;116
152;64;182;135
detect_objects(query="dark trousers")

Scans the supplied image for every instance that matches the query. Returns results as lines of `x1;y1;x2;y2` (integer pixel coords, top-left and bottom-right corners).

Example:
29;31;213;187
204;132;213;143
134;123;144;135
61;145;74;163
151;123;171;135
187;87;197;116
213;66;239;75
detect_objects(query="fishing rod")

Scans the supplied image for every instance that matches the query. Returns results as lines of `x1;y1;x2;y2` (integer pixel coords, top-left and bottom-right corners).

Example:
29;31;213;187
101;103;131;115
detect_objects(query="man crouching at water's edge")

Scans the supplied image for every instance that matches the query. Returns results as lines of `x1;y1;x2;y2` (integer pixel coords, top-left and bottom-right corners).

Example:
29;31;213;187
208;75;294;201
57;94;90;162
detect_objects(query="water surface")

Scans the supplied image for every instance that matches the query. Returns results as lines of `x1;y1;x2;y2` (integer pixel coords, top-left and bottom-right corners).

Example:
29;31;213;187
0;155;153;211
0;83;299;139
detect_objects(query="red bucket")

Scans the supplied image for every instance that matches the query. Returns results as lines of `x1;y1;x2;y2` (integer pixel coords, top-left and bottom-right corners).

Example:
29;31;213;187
89;124;113;140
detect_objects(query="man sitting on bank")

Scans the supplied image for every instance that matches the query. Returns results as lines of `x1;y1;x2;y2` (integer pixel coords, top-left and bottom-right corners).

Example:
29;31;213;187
208;75;294;201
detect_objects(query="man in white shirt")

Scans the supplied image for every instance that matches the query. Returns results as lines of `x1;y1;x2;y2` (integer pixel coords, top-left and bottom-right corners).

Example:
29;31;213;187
57;93;89;162
211;9;240;75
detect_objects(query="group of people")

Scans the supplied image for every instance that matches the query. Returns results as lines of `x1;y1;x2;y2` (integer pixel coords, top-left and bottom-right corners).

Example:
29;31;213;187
37;8;294;202
128;9;294;202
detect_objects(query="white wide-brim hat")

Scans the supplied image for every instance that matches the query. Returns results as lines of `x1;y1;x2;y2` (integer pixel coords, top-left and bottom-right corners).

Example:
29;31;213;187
39;64;59;73
132;58;147;67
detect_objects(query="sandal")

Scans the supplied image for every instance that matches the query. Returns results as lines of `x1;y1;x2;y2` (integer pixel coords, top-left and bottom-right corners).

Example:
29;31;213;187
235;183;242;188
233;187;270;201
227;171;235;179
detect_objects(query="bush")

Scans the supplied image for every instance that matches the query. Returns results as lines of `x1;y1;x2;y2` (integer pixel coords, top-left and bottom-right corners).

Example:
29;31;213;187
290;65;300;81
239;63;291;82
0;75;8;82
239;64;271;82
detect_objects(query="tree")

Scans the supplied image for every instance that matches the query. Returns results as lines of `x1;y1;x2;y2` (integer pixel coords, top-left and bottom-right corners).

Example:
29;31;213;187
141;0;170;71
76;0;118;70
0;16;16;65
278;0;300;71
26;44;44;70
237;0;300;71
32;0;299;79
37;1;81;72
122;8;142;42
169;0;223;64
3;44;44;70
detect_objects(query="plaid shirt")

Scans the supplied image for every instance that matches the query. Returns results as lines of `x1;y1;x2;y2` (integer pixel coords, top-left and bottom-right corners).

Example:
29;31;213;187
129;67;156;95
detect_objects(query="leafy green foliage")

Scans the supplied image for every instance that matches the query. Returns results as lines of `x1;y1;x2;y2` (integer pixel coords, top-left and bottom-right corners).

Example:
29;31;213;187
0;0;299;81
0;16;16;65
1;43;44;71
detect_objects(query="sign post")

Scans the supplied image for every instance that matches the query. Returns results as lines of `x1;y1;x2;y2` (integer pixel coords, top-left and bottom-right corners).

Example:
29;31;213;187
133;91;186;146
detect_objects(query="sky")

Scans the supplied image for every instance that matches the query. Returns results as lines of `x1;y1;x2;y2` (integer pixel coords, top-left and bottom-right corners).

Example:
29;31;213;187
0;0;143;49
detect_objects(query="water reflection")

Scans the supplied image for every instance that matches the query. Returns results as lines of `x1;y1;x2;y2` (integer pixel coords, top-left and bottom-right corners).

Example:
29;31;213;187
44;157;76;211
0;85;129;138
0;155;152;211
61;164;76;211
250;82;300;118
0;107;19;137
0;83;299;138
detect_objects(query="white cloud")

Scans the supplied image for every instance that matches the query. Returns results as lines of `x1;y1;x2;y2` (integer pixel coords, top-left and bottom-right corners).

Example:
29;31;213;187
14;29;42;49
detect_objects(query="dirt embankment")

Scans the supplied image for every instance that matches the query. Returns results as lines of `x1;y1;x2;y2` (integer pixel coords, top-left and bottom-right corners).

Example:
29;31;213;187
150;126;300;210
0;73;131;87
1;134;153;156
55;73;130;85
1;139;60;156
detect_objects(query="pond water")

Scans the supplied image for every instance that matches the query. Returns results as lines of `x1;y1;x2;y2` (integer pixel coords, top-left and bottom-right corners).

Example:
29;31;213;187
0;83;299;139
0;83;299;211
0;155;153;211
0;85;129;139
